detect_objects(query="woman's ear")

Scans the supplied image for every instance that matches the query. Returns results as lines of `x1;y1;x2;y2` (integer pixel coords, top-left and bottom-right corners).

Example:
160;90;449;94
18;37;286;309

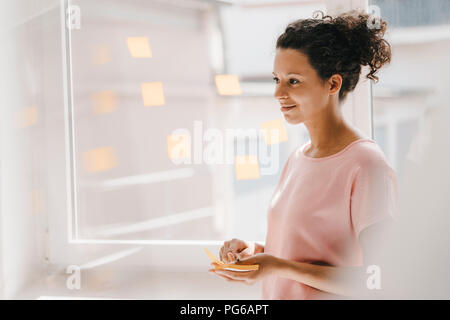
328;74;342;96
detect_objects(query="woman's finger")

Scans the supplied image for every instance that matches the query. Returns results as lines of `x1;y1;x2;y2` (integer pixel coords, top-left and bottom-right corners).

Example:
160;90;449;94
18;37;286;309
211;270;246;283
216;273;243;282
224;250;235;263
219;246;224;261
230;240;247;255
222;241;232;262
227;252;236;263
222;239;249;263
215;269;255;281
238;247;254;259
235;255;257;265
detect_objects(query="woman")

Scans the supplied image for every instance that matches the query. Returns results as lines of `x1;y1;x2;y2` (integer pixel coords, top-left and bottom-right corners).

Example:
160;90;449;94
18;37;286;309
209;9;398;299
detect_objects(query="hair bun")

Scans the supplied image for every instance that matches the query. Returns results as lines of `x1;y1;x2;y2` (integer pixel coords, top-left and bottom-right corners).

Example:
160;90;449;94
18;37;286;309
276;9;392;101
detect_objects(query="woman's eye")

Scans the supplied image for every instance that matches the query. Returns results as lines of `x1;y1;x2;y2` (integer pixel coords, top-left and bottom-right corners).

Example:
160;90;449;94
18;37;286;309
272;77;299;85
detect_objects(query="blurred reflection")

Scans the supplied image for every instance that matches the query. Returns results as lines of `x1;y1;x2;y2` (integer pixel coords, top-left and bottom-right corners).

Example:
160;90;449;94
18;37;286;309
234;155;260;181
214;74;243;96
91;91;119;115
126;37;153;58
371;89;450;299
83;146;118;173
16;104;38;128
140;82;166;106
260;118;288;145
79;246;142;269
92;44;112;65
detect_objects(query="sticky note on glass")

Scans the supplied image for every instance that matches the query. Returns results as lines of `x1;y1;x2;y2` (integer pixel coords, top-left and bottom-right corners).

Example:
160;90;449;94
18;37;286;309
83;147;118;173
261;118;288;145
234;155;260;180
141;82;165;106
204;248;259;271
17;104;38;128
126;37;152;58
214;74;243;96
167;134;191;159
92;91;118;114
93;44;112;65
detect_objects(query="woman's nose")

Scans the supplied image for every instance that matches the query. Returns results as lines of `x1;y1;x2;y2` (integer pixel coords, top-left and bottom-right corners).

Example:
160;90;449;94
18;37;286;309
274;86;288;100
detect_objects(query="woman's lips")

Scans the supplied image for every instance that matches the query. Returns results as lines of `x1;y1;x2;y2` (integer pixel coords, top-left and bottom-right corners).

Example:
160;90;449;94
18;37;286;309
281;105;297;112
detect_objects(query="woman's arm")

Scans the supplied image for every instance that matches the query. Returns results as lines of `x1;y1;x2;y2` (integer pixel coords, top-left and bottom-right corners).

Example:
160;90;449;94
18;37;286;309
275;258;366;297
212;223;390;298
211;253;366;296
275;222;390;297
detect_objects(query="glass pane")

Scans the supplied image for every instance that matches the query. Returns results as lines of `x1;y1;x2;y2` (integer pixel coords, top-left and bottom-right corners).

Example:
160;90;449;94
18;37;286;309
370;0;450;180
67;0;326;241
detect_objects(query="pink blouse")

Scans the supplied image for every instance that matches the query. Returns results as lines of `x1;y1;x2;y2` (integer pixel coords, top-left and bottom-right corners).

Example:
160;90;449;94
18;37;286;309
262;139;398;299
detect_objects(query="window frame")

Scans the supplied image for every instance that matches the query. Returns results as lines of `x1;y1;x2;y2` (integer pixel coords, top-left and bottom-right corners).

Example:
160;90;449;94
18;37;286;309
48;0;372;272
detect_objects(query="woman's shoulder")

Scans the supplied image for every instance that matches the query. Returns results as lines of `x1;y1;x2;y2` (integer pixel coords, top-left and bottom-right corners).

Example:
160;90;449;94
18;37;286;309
294;138;385;161
343;128;385;160
349;139;386;159
348;139;395;172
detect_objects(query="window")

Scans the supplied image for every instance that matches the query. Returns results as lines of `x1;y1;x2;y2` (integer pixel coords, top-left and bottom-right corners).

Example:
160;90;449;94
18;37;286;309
369;0;450;178
50;0;371;270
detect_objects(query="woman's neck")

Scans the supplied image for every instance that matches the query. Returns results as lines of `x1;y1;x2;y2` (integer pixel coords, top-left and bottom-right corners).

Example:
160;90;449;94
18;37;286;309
303;108;350;150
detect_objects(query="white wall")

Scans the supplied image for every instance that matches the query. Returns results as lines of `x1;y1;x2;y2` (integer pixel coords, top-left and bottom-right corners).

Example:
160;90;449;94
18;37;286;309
0;0;61;299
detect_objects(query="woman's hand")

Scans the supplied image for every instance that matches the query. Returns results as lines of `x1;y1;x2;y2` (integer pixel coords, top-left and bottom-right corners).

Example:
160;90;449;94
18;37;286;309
209;253;281;285
219;238;258;263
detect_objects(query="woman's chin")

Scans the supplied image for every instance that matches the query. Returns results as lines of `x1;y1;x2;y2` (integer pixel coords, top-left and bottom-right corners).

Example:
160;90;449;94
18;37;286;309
283;114;303;125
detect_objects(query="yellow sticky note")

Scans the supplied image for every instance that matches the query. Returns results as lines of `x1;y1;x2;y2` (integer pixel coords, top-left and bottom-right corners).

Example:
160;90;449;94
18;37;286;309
167;134;191;159
93;44;112;65
204;248;259;271
261;118;288;145
141;82;165;106
17;104;38;128
83;147;118;173
204;248;224;265
214;264;259;271
127;37;152;58
234;155;260;180
214;74;242;96
92;91;118;114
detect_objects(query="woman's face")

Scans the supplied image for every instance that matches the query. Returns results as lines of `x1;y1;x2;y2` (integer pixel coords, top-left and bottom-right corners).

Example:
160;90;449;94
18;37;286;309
272;48;333;125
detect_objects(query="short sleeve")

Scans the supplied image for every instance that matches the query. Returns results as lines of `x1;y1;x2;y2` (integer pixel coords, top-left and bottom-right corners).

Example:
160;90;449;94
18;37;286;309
350;157;399;238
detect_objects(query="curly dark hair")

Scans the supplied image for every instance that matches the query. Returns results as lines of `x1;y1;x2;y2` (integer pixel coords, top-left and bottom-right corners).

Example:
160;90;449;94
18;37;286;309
276;9;392;102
